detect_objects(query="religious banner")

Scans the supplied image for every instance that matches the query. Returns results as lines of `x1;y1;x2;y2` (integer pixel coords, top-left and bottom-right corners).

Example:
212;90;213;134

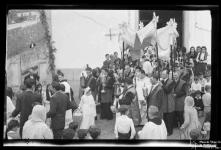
156;19;179;60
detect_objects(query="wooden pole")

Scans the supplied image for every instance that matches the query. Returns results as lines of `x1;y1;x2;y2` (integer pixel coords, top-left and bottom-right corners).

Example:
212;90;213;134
122;42;125;79
171;45;174;80
154;13;160;80
155;42;160;80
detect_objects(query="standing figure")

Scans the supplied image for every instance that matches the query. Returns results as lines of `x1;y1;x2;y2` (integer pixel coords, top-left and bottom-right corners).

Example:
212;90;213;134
79;71;87;100
119;78;141;126
46;81;74;139
85;67;97;101
173;71;187;128
11;78;42;138
180;96;201;139
57;70;74;129
134;67;151;125
100;68;114;120
196;46;208;76
161;69;176;136
79;87;96;129
146;72;164;120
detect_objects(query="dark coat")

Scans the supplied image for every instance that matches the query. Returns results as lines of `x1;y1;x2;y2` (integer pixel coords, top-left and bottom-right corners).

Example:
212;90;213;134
11;90;42;136
86;74;97;92
174;79;187;111
119;86;141;126
146;84;164;117
47;91;75;130
161;79;175;113
100;76;115;103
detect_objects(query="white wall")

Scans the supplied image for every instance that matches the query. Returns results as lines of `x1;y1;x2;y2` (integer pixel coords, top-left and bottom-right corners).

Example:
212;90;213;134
51;10;138;69
183;10;211;64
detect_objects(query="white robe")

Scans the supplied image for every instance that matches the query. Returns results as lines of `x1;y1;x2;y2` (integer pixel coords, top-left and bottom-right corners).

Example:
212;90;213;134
79;94;96;129
138;120;167;139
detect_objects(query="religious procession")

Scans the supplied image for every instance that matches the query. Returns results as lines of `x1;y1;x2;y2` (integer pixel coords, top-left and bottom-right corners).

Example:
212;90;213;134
5;10;211;141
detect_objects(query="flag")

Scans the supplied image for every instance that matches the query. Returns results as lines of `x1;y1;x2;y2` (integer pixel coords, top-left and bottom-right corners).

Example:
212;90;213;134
156;19;179;60
137;13;159;49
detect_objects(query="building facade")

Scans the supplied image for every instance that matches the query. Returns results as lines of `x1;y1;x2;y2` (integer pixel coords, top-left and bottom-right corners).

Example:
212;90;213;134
6;10;52;92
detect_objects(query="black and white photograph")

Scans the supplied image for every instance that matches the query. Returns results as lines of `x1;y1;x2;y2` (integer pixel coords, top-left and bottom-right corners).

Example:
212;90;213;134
4;5;219;147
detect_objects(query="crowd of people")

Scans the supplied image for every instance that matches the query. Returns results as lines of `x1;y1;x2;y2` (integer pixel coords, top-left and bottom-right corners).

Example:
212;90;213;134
5;44;211;140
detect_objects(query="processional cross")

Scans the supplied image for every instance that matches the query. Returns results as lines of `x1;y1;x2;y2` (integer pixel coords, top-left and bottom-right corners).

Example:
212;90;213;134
105;28;118;40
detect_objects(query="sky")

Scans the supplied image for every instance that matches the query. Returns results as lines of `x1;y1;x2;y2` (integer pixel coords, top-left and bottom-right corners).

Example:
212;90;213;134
51;10;131;69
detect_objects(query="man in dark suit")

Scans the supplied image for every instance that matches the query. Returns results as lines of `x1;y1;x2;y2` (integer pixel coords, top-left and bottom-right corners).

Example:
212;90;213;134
11;78;42;138
161;69;176;136
173;71;187;128
146;72;164;120
46;81;75;139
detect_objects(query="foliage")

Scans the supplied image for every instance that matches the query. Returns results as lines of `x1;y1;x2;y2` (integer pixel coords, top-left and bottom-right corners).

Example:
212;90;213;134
40;10;57;76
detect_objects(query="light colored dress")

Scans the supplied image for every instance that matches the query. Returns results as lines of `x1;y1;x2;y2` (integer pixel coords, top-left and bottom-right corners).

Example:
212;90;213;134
79;94;96;129
181;107;201;139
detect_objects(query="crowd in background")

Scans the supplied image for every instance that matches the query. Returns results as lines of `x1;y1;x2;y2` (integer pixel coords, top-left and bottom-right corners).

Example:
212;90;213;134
5;44;211;140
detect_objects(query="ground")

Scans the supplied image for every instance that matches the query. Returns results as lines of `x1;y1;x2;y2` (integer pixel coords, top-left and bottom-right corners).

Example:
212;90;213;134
95;113;205;139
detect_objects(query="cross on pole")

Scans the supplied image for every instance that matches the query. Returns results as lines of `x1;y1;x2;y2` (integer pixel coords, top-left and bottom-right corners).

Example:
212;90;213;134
105;28;118;40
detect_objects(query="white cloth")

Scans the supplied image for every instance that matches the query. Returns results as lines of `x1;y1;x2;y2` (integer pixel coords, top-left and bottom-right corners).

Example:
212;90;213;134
7;96;15;120
142;60;153;75
60;81;73;129
191;82;202;91
22;105;53;139
60;81;71;99
114;115;136;139
181;107;201;139
134;77;150;125
79;94;96;129
138;120;167;139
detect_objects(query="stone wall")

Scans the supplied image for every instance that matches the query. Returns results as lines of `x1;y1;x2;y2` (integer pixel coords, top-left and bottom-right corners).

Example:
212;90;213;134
6;10;52;92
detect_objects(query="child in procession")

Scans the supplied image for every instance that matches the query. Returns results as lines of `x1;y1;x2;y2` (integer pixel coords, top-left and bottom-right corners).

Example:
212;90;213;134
79;87;96;130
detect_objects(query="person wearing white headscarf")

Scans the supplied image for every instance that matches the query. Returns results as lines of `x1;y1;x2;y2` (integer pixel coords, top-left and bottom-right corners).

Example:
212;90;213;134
22;105;53;139
180;96;201;139
79;87;96;129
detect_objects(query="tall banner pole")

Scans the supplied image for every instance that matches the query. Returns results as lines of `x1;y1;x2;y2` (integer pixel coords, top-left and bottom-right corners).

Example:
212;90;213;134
122;41;125;80
171;44;174;80
154;12;160;80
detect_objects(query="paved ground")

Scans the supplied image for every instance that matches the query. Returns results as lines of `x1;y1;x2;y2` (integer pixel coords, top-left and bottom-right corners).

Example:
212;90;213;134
95;113;205;140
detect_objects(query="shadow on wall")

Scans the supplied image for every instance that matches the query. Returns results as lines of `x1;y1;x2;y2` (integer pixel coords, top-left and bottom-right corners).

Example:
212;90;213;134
59;68;84;104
